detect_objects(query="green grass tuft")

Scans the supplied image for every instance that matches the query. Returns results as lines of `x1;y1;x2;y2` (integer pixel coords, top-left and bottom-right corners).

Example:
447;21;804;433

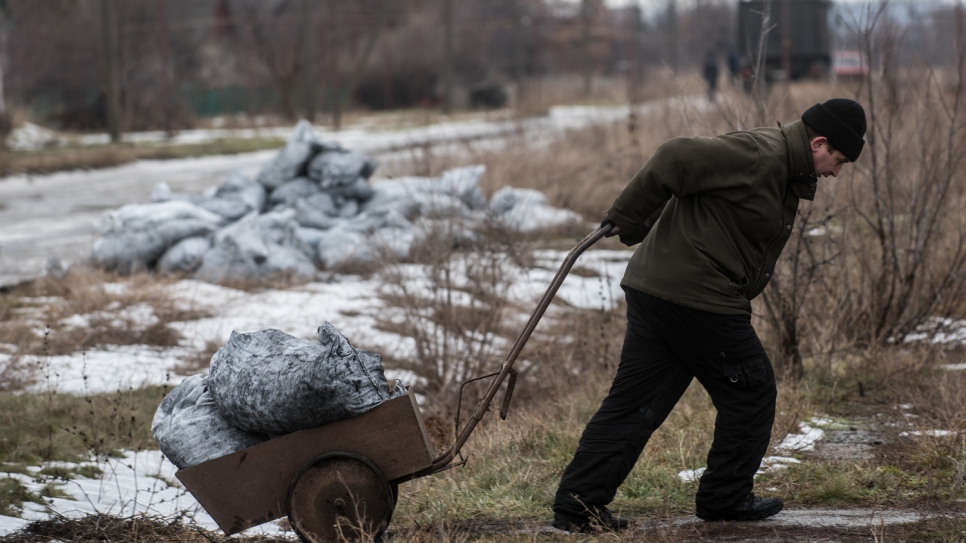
0;386;164;465
0;478;44;516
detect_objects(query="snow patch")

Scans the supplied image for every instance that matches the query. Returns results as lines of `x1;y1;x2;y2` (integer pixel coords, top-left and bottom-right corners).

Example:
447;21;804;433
12;246;628;396
0;450;292;538
900;317;966;346
60;302;159;332
774;419;827;453
678;456;802;483
899;430;955;437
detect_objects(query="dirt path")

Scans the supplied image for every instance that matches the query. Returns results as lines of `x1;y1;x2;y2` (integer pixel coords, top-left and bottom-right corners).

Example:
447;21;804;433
0;152;274;287
385;507;962;542
393;418;958;542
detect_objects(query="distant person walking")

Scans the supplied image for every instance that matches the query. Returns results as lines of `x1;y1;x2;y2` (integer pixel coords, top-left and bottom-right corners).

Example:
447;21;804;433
727;44;740;84
703;50;720;102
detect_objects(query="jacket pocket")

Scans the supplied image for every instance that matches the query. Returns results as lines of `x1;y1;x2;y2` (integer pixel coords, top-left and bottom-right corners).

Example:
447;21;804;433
723;358;769;388
728;276;749;297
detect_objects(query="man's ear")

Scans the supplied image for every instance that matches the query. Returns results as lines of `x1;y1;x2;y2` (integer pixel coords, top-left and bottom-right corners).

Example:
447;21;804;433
809;136;828;152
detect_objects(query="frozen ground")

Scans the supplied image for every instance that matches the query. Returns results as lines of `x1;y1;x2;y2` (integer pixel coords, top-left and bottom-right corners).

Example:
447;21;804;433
8;248;632;396
1;445;955;540
0;246;633;538
5;254;962;539
3;98;965;538
0;103;659;537
0;450;263;537
677;417;827;483
0;98;699;537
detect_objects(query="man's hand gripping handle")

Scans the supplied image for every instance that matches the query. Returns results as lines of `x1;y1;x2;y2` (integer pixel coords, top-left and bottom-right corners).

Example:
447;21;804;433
600;215;621;237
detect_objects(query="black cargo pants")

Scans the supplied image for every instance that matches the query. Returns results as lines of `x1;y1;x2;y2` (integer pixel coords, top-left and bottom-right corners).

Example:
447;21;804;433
553;287;776;517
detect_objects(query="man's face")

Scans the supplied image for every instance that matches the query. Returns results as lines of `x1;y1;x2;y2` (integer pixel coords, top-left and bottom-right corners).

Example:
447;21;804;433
810;137;849;177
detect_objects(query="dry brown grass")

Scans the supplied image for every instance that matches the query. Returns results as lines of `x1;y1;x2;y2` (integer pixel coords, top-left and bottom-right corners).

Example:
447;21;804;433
207;268;331;292
369;80;859;426
0;267;211;388
513;71;685;117
173;338;222;376
393;357;820;527
3;70;965;541
375;80;903;380
382;81;850;227
514;303;626;398
860;347;966;473
373;221;529;404
0;138;284;177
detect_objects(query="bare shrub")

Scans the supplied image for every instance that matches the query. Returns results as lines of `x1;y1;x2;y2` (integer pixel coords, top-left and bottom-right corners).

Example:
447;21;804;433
517;301;626;397
375;219;527;402
0;348;34;392
711;49;966;378
841;82;966;340
371;210;630;437
378;38;965;385
824;4;966;350
757;204;841;380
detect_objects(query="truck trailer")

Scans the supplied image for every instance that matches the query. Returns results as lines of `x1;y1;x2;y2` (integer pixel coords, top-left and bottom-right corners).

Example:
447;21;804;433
736;0;832;81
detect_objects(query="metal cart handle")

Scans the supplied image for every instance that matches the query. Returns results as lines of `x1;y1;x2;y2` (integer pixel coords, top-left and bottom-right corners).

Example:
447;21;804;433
421;223;617;475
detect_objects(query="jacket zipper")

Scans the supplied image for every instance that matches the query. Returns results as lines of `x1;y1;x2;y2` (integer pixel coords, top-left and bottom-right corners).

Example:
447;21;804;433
750;124;796;296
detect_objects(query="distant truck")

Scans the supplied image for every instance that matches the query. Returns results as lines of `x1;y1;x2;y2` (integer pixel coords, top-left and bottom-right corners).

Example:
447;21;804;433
831;50;870;79
736;0;832;81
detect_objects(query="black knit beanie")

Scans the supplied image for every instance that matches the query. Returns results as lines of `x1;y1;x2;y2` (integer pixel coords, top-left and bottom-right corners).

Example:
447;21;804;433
801;98;867;162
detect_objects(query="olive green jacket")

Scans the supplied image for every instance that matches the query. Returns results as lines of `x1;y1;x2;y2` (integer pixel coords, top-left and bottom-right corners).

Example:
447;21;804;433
606;120;816;315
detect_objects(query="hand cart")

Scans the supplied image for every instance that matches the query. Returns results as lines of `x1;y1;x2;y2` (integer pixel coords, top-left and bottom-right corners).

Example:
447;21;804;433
176;225;614;542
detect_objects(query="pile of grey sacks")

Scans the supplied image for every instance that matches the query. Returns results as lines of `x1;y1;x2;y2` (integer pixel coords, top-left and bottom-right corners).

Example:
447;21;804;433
92;121;580;282
152;322;407;469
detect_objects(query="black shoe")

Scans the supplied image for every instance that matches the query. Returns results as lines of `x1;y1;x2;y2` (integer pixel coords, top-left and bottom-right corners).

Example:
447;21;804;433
696;494;783;521
552;507;631;533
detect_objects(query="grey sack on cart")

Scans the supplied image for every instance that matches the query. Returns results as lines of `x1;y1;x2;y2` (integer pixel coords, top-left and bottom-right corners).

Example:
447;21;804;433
151;374;269;469
207;322;407;435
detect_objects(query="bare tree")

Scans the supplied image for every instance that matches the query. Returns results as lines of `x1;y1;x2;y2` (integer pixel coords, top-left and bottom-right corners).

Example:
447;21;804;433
99;0;120;141
512;0;527;104
0;2;11;147
835;1;966;347
298;0;315;121
759;205;841;380
6;2;102;130
752;2;966;377
236;0;305;120
581;0;592;97
328;0;385;128
155;0;175;135
665;0;679;71
442;0;454;112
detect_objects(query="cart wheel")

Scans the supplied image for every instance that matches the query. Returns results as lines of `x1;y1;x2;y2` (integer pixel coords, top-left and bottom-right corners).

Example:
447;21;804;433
288;453;395;543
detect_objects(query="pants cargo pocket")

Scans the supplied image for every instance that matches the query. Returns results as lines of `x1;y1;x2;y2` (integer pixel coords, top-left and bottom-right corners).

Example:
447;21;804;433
723;358;769;388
